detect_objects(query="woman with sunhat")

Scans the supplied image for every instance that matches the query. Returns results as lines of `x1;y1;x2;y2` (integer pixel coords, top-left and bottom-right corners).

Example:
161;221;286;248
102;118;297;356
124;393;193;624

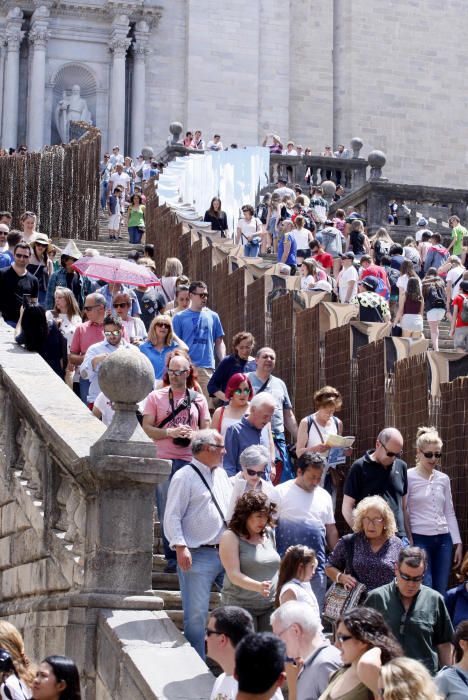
27;233;54;306
45;240;95;311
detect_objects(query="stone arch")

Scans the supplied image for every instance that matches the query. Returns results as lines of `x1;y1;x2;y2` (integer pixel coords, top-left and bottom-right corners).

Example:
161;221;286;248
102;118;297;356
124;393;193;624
50;63;97;143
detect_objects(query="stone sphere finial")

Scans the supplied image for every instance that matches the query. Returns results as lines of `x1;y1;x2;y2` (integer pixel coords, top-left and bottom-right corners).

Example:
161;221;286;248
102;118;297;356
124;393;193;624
350;137;363;158
169;121;183;144
321;180;336;202
98;350;155;406
368;150;387;180
141;146;154;160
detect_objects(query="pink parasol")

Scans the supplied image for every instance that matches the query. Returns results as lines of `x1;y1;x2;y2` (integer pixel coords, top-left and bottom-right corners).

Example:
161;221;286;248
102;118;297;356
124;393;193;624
72;255;161;287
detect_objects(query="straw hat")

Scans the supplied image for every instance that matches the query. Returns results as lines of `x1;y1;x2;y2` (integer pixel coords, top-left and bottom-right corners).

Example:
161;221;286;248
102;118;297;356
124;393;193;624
30;232;53;252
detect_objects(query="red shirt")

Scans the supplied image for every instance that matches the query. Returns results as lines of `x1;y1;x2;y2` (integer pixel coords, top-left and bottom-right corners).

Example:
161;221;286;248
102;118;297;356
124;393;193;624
453;293;468;327
313;252;333;270
360;264;389;297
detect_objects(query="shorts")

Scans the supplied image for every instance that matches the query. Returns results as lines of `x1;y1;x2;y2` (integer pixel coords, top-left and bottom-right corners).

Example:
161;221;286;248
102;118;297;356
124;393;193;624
108;213;121;230
426;308;445;322
297;249;309;258
401;314;423;332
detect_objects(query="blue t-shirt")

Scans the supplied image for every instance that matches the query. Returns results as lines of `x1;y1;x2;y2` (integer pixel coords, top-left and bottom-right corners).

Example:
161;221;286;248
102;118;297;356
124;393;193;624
277;233;297;266
173;308;224;368
139;340;178;379
0;250;13;269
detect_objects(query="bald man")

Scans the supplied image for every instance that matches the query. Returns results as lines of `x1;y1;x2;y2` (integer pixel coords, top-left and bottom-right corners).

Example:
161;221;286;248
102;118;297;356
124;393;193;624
342;427;409;542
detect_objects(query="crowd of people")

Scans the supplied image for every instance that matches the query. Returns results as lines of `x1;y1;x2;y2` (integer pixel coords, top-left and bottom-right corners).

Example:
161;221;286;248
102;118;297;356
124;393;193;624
1;176;467;700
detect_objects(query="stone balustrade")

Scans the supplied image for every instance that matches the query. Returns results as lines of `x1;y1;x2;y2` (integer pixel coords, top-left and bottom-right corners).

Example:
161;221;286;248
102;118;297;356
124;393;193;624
268;152;368;192
0;321;214;699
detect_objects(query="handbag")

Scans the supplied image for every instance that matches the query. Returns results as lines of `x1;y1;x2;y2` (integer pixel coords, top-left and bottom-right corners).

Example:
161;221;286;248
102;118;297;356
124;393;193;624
323;534;367;623
391;324;402;337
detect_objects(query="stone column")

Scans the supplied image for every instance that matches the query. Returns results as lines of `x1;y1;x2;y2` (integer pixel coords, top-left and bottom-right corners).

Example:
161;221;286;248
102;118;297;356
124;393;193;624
27;22;50;151
108;22;131;152
130;21;150;158
2;8;24;150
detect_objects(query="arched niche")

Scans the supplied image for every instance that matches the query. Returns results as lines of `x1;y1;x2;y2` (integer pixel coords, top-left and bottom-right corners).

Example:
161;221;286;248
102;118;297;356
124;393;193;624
50;63;97;144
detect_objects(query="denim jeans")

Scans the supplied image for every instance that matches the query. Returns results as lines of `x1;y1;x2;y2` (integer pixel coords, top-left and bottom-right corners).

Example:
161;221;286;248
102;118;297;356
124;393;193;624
412;532;453;594
243;242;260;257
128;226;143;244
79;377;90;405
100;181;108;210
177;547;224;658
156;458;191;562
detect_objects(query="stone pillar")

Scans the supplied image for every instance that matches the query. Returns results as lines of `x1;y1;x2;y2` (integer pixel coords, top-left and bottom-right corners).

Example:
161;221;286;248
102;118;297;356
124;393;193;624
108;17;131;152
27;11;50;151
0;41;6;140
130;21;150;158
2;8;24;150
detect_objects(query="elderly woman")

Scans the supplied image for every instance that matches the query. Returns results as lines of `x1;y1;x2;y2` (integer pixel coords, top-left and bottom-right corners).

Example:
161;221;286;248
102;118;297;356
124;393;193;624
226;445;277;522
139;314;187;381
220;491;280;631
325;495;403;592
405;426;462;594
207;331;256;401
112;291;148;344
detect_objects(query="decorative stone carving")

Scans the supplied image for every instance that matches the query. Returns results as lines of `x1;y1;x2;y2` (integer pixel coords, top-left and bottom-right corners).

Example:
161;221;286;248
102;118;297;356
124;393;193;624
29;27;50;49
350;137;364;158
368;150;387;181
108;35;131;57
16;420;44;499
168;121;183;145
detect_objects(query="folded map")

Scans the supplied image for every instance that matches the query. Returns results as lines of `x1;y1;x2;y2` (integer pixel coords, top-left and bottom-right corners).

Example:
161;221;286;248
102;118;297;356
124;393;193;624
325;435;355;448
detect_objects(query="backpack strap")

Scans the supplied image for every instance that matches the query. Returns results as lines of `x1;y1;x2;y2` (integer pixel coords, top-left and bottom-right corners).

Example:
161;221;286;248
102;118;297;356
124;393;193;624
342;533;357;578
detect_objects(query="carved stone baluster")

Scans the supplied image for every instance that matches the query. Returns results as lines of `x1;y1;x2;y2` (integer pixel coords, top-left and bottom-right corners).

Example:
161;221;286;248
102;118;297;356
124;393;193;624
312;167;319;186
55;474;72;531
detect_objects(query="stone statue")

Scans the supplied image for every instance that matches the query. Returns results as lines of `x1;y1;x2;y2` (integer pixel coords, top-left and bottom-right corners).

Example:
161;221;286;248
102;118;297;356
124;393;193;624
54;84;92;143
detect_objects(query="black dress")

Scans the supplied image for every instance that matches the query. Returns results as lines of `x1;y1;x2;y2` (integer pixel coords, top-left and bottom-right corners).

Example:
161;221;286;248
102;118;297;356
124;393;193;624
203;211;228;236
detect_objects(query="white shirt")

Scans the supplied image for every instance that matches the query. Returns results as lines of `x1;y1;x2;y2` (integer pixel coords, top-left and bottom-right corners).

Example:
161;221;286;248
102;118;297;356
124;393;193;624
446;265;465;299
210;673;283;700
283;148;297;156
109;153;124;167
164;458;232;548
1;675;32;700
338;265;359;302
301;274;315;291
274;481;335;527
121;316;147;341
109;171;130;191
407;468;461;543
279;579;320;617
237;217;262;244
397;274;422;293
80;338;138;402
207;140;224;151
94;392;115;426
294;228;310;249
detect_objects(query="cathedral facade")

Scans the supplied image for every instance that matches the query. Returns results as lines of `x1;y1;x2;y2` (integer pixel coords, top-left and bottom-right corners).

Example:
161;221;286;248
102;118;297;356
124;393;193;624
0;0;466;187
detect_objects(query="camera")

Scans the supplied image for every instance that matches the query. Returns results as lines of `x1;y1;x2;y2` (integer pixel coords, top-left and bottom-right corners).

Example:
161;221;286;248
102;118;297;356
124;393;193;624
172;436;191;448
0;648;14;673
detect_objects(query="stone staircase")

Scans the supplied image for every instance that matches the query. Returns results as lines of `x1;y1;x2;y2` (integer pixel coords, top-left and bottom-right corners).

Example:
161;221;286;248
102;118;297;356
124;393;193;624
423;318;454;351
152;519;221;631
52;212;144;259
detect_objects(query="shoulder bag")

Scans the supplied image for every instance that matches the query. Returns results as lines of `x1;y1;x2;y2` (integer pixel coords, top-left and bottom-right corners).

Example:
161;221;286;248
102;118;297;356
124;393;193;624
322;534;367;623
190;463;227;527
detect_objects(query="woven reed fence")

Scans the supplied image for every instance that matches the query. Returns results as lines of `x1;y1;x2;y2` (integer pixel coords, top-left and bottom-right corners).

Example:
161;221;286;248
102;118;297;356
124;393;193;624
394;354;429;465
0;122;100;240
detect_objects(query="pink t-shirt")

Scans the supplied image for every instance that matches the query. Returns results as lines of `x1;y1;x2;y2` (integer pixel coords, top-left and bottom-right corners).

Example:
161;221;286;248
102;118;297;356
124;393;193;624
143;386;210;460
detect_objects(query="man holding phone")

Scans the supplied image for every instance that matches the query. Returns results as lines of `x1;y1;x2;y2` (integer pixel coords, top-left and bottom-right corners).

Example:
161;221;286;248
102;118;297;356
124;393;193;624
0;242;38;326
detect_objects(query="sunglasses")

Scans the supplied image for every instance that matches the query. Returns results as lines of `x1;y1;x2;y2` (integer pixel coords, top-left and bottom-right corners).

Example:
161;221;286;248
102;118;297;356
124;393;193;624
245;468;266;478
83;305;99;311
205;628;222;637
381;444;403;458
192;292;209;298
234;388;250;395
337;634;353;643
156;323;170;329
104;330;121;337
398;569;424;583
167;368;189;376
113;302;129;309
422;451;442;459
15;253;30;259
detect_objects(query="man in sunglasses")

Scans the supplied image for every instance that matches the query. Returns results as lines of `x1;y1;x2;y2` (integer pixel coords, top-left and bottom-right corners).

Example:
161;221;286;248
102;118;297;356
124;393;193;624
80;313;136;408
0;242;38;326
342;427;409;543
366;547;454;674
173;280;225;404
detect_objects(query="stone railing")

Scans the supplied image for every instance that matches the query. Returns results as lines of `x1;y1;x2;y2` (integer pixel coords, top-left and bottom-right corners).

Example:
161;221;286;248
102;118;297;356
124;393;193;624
0;322;214;700
269;150;368;192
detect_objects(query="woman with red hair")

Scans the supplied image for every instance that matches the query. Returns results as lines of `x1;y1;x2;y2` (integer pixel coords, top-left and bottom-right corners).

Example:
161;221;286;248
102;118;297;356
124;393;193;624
212;372;253;437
